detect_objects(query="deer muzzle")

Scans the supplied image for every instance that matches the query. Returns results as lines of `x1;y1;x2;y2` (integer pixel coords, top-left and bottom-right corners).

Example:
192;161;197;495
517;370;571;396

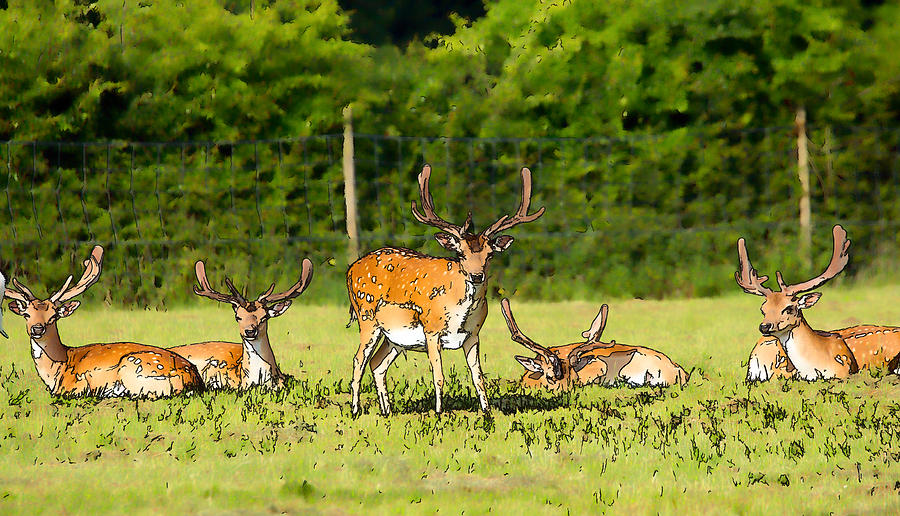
30;324;46;338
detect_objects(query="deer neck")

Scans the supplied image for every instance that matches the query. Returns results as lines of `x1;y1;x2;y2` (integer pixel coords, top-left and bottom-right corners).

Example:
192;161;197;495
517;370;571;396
30;326;69;392
773;315;851;379
241;326;281;385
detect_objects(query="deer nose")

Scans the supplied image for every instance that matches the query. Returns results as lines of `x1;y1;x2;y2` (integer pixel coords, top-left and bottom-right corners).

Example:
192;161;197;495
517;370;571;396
243;328;259;339
469;273;485;284
30;324;46;338
759;323;774;334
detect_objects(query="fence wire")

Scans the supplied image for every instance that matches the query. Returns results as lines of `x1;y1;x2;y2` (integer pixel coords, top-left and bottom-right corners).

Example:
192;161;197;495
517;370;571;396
0;127;898;304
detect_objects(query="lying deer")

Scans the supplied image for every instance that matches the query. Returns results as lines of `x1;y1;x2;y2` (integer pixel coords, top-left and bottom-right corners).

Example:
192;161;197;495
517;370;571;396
170;258;313;390
737;224;900;381
4;246;203;398
347;165;545;415
500;299;689;390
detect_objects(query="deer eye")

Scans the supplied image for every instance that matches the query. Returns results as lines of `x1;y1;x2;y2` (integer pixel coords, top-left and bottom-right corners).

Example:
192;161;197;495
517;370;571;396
783;306;796;315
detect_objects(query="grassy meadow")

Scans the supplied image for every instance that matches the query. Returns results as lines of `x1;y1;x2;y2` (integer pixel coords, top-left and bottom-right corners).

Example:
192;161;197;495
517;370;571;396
2;284;900;513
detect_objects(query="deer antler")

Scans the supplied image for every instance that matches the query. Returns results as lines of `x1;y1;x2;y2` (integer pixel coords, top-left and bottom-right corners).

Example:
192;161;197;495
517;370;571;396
223;277;248;306
6;277;36;302
193;260;243;305
50;245;104;305
410;165;466;238
482;167;546;237
581;304;609;343
258;258;314;304
499;298;563;380
778;224;850;296
734;237;773;297
568;304;615;366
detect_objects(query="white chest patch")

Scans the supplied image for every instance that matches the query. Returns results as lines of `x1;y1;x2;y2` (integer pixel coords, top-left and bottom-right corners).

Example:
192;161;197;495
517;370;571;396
780;333;831;380
31;340;44;360
243;340;274;386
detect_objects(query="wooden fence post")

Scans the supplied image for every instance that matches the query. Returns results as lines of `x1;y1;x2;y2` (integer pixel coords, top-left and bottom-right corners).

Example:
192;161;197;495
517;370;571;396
796;106;812;269
343;105;360;263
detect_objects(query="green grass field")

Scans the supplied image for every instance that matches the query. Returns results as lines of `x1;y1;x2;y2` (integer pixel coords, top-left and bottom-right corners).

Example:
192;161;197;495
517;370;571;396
2;284;900;514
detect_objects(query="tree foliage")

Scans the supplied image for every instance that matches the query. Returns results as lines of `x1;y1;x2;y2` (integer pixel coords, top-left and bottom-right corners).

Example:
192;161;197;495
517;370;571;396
1;0;899;305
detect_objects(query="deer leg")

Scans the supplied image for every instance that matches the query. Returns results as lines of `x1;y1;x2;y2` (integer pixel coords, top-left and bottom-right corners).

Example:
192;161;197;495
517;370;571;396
747;336;794;382
425;334;444;414
370;341;401;416
462;337;489;412
351;322;383;416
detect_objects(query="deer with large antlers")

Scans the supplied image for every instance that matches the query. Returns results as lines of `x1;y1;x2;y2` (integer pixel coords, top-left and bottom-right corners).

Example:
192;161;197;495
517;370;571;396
170;258;313;390
500;299;689;390
4;246;203;398
346;164;545;416
737;224;900;381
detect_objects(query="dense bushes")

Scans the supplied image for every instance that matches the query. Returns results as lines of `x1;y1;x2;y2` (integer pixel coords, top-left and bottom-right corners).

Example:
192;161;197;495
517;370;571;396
1;1;899;305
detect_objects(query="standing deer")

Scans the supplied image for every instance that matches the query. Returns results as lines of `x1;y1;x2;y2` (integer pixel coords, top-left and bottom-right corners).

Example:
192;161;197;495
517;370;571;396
4;246;203;398
500;299;689;390
170;258;313;390
737;225;900;381
347;164;545;416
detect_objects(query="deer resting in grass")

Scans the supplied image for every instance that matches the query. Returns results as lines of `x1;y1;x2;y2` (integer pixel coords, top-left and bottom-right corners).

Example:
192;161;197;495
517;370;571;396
4;246;203;398
500;299;689;390
738;224;900;381
346;164;545;416
170;258;313;390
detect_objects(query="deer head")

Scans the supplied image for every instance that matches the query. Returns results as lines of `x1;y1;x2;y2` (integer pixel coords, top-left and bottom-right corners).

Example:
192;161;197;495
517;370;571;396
193;258;313;340
5;246;104;343
499;299;568;388
411;165;544;284
735;225;850;338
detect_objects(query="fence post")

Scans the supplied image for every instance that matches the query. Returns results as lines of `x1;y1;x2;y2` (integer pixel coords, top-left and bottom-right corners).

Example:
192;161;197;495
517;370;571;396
796;106;812;269
343;105;360;263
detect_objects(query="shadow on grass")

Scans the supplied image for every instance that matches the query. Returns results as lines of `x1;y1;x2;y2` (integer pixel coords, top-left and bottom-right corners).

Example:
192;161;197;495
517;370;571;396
397;391;570;415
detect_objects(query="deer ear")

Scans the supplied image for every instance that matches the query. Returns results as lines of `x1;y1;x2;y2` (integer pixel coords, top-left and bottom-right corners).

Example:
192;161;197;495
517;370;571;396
515;355;544;373
434;232;461;252
8;300;27;317
489;235;514;253
266;300;292;319
57;300;81;319
797;292;822;309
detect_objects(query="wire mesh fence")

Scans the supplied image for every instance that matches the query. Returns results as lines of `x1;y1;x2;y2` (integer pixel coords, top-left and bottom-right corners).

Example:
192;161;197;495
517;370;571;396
1;126;898;305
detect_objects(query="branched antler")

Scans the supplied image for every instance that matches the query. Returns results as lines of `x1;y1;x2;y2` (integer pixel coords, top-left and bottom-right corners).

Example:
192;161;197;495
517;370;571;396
734;237;773;296
500;298;563;380
482;167;546;237
778;224;850;296
410;165;466;238
735;225;850;297
258;258;314;304
193;260;243;305
51;245;104;305
569;304;614;366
